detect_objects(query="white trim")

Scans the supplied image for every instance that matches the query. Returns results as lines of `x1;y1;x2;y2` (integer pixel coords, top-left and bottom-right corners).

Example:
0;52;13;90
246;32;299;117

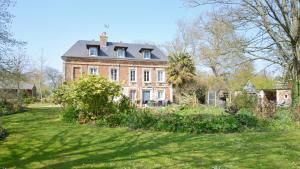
109;67;119;82
143;50;151;59
156;69;165;83
89;47;98;56
88;66;99;75
142;68;151;83
157;89;165;101
116;48;126;58
128;67;137;83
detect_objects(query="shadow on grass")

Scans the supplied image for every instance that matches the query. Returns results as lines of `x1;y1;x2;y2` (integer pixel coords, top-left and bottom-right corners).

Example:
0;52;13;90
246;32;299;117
1;105;300;168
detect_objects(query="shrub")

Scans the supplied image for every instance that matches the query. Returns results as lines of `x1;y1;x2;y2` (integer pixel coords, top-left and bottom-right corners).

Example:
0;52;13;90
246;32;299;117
23;97;34;104
53;75;122;122
268;109;298;130
225;105;239;115
96;108;260;134
0;127;7;140
0;100;14;115
52;83;72;107
60;106;79;123
255;101;277;118
232;92;257;109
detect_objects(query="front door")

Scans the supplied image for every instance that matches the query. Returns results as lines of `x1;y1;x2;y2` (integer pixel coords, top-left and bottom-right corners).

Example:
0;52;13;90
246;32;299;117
142;90;151;104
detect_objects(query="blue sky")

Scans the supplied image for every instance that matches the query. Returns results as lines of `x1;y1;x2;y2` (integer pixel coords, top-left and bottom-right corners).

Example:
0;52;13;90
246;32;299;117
10;0;208;71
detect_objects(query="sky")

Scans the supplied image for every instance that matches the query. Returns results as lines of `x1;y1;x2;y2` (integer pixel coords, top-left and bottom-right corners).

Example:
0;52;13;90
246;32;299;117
9;0;208;72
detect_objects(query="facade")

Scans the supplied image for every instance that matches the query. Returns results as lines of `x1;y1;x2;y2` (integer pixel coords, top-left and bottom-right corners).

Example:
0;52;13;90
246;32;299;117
62;32;172;106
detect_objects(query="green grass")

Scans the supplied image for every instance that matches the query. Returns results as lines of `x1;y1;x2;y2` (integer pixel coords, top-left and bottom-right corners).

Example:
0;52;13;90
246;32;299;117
1;103;300;168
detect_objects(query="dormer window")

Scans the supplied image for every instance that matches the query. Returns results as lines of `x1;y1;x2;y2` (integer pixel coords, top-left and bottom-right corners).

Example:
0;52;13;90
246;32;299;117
116;48;126;58
139;48;153;59
143;50;151;59
89;47;98;56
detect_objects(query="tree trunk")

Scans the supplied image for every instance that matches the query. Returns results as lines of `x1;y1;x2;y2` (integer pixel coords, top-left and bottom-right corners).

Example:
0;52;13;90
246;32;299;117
291;44;300;107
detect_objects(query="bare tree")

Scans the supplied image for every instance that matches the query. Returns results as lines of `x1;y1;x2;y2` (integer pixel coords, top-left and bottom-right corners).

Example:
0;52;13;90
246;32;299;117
45;66;62;91
166;13;249;91
38;49;47;99
8;46;29;102
196;14;247;77
185;0;300;105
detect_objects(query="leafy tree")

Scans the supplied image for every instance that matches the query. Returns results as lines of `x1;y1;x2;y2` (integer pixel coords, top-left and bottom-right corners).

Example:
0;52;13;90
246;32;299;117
167;52;196;94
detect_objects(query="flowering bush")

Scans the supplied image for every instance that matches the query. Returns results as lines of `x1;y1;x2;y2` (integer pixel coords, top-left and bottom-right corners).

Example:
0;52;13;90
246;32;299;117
53;75;121;120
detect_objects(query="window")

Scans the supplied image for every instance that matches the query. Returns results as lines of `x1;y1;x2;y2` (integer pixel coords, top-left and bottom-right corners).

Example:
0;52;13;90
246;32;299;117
143;50;151;59
111;68;118;81
130;69;136;82
157;90;164;100
88;67;98;75
89;47;98;56
144;70;150;82
157;70;164;82
129;90;136;101
116;48;126;58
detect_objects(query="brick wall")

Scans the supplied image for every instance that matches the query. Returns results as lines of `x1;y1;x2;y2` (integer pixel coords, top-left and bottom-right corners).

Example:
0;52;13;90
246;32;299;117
64;59;173;105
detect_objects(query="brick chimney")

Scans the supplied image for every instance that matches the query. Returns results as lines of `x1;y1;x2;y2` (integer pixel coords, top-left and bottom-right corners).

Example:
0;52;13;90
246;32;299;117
100;32;108;47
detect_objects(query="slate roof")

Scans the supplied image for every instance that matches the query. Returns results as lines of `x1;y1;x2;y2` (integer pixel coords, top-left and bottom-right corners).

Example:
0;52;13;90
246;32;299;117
62;40;168;61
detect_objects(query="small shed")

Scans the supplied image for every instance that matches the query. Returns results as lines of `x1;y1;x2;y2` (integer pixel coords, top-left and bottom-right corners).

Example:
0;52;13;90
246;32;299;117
257;89;291;107
0;82;37;99
207;89;230;107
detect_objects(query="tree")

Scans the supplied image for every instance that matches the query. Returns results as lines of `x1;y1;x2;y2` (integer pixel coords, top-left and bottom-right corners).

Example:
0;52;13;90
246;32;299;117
198;14;247;77
185;0;300;106
45;66;63;91
167;52;196;93
0;0;24;130
8;46;29;102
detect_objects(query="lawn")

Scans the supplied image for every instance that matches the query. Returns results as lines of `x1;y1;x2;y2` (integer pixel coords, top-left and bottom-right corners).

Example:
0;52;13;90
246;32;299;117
1;103;300;168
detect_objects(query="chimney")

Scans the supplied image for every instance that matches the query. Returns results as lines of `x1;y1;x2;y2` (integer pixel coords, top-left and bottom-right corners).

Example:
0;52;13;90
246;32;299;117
100;32;108;47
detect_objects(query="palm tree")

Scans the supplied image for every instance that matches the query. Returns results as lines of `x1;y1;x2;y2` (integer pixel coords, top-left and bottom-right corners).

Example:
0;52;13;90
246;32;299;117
167;52;196;93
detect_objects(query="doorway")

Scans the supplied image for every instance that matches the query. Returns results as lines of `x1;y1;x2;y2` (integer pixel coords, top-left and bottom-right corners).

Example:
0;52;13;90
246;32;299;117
142;90;151;104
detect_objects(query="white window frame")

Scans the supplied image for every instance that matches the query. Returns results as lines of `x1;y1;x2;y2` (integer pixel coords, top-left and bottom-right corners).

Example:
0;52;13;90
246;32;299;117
157;69;165;83
143;69;151;83
143;50;151;59
88;66;98;75
129;90;136;101
110;68;119;81
157;90;165;101
116;48;126;58
129;68;137;82
89;47;98;56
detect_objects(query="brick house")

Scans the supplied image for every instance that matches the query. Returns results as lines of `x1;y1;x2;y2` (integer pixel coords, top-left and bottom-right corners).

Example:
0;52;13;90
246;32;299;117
62;32;173;106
